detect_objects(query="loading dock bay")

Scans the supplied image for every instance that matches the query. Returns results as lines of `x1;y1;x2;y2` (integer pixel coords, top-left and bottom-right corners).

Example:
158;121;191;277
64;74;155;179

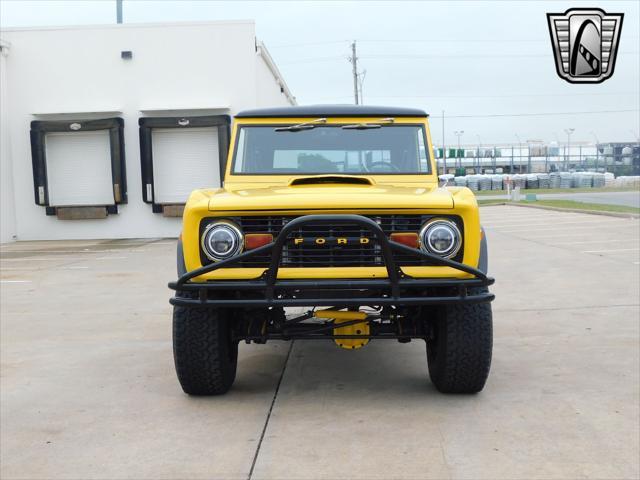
1;206;639;480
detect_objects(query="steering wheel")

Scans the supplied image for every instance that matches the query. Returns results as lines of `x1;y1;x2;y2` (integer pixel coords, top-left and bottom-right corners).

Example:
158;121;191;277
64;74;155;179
367;160;401;172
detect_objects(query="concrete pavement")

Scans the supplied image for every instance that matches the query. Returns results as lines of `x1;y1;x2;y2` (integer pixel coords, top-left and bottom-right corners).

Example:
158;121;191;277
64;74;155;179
0;239;290;479
1;206;639;479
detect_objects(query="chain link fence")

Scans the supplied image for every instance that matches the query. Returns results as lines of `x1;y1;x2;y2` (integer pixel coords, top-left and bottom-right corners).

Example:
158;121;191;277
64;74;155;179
435;142;640;177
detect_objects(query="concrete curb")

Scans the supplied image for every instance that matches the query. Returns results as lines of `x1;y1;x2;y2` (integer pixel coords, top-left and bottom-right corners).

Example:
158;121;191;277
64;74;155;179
475;187;640;198
479;202;640;219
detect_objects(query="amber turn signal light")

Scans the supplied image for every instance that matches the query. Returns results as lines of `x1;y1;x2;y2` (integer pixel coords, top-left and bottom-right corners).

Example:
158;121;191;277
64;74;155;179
245;233;273;250
390;232;419;248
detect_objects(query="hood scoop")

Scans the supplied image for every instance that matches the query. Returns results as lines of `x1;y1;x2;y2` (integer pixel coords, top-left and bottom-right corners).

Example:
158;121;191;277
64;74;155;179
289;175;374;187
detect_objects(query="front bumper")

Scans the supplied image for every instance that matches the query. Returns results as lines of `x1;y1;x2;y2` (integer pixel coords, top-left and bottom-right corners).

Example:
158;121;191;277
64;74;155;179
169;214;494;308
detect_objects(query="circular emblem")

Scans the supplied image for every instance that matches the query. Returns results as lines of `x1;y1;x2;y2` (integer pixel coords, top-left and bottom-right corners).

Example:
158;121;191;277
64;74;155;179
69;123;82;131
177;118;190;126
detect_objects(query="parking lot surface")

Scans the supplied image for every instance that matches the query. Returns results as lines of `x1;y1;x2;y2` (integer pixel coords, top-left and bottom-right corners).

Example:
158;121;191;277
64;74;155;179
1;206;639;480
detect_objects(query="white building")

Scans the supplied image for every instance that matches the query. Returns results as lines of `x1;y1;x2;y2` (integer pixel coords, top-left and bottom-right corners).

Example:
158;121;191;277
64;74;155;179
0;21;295;243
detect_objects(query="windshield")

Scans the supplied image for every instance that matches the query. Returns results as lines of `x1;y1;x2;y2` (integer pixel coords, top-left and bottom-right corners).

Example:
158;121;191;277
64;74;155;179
231;125;431;175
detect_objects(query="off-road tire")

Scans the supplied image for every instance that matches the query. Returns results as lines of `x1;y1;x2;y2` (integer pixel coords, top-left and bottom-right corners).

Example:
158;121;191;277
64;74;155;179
426;292;493;394
173;294;238;395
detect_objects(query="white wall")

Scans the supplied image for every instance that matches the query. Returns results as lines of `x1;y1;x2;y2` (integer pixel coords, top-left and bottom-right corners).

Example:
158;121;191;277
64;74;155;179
0;40;17;243
0;21;293;242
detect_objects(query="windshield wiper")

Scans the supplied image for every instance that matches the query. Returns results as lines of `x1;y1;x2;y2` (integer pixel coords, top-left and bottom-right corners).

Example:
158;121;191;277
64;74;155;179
341;123;382;130
341;117;395;130
274;118;327;132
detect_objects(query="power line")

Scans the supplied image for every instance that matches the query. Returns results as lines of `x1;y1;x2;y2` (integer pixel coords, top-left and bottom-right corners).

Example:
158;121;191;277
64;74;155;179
280;55;344;65
360;38;551;43
272;39;543;48
362;52;639;60
270;39;545;50
280;51;639;65
358;36;639;44
270;37;640;48
429;109;638;119
268;40;350;49
316;92;639;101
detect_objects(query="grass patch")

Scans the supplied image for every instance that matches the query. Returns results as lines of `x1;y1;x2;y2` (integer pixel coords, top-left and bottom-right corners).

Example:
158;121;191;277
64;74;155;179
477;199;507;206
520;200;640;214
474;186;639;196
479;199;640;214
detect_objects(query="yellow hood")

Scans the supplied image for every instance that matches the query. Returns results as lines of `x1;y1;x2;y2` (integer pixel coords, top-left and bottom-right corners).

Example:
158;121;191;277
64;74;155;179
208;182;454;211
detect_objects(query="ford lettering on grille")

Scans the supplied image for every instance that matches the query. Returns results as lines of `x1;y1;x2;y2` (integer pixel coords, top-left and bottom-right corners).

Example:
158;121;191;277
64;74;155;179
291;237;371;246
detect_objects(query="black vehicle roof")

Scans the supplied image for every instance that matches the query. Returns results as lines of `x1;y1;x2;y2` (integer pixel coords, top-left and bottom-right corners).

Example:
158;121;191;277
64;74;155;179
235;105;429;118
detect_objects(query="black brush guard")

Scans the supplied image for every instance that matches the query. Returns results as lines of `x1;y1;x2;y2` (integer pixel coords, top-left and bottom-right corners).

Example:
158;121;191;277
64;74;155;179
169;214;494;308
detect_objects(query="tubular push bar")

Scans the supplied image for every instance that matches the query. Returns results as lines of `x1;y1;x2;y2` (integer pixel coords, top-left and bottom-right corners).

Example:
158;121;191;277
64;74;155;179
169;214;494;307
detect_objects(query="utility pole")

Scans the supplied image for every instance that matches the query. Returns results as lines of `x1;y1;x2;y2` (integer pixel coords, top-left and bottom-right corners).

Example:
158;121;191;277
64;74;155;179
454;130;464;170
515;134;522;173
442;111;446;175
591;131;600;171
579;145;583;169
564;127;575;171
116;0;123;23
510;145;514;174
350;41;359;105
476;134;482;173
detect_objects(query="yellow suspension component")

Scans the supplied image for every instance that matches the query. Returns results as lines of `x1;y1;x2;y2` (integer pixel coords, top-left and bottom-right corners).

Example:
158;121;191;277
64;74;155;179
314;309;367;321
313;309;370;350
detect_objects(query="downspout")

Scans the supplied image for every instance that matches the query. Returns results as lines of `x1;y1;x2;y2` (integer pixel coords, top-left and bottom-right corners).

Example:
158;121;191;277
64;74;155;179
256;41;297;105
0;39;17;242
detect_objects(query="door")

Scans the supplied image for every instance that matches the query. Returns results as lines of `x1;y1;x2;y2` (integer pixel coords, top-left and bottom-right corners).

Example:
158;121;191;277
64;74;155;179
45;130;115;207
151;127;220;204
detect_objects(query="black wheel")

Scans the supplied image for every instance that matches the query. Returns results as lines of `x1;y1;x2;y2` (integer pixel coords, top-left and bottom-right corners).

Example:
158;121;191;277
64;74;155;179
173;293;238;395
426;291;493;394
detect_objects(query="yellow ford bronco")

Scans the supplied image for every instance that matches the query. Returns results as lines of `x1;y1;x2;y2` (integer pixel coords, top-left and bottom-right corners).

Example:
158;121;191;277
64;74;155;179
169;105;494;395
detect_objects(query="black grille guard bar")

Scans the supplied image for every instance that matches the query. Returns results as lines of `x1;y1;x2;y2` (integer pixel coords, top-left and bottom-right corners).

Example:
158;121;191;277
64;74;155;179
169;214;494;307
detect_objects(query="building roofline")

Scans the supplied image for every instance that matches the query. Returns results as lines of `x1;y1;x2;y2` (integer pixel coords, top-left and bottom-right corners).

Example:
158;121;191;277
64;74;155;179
0;19;255;34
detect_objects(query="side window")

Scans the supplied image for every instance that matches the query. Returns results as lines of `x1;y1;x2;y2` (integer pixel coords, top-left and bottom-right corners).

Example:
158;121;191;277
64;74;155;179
417;128;428;172
233;128;246;173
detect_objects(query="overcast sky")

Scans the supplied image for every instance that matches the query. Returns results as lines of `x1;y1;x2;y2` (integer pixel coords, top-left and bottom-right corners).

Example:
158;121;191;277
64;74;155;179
1;0;638;147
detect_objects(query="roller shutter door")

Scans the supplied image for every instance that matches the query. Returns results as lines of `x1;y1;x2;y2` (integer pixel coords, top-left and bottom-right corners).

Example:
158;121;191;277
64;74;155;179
45;130;115;207
151;127;220;204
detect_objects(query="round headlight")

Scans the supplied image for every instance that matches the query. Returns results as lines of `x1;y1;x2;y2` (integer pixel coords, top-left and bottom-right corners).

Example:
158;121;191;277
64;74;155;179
419;219;462;258
201;222;243;262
